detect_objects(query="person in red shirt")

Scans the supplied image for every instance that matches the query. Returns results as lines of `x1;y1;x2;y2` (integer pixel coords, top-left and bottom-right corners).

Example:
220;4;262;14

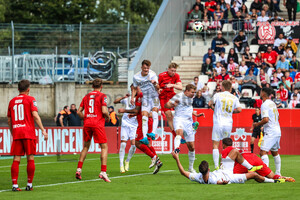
263;46;279;68
276;83;288;107
7;80;48;191
118;87;163;174
158;63;182;138
205;0;217;20
76;78;111;182
215;67;230;82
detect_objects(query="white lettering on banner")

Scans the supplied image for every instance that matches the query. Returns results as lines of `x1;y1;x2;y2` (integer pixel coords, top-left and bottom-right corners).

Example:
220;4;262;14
233;142;249;148
3;129;11;153
46;130;54;153
76;129;83;152
62;129;69;153
54;129;61;152
69;129;75;153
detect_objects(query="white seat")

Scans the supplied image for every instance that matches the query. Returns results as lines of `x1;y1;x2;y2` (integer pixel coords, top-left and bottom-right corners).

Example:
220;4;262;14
245;2;252;10
207;82;217;96
241;88;253;98
198;75;209;84
250;45;259;54
222;23;233;33
224;46;231;54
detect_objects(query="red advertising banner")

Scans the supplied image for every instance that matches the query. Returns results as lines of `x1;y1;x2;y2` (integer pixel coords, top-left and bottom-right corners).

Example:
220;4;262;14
231;128;252;153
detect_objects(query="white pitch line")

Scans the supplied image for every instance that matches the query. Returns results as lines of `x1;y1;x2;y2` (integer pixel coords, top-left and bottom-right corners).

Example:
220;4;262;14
0;170;175;193
0;155;147;169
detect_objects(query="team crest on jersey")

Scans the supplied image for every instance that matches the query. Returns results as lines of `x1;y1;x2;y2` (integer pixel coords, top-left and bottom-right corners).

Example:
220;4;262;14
33;101;37;107
121;136;125;140
104;97;108;103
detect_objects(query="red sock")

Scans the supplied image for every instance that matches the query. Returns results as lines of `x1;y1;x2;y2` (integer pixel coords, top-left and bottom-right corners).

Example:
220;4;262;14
171;130;176;137
101;165;107;172
148;146;157;156
273;175;281;179
11;160;20;185
27;160;35;184
77;161;83;169
139;144;155;158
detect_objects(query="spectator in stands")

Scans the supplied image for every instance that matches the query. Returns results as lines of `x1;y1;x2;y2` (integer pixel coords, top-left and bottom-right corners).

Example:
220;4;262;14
277;68;284;79
214;4;224;21
270;71;280;89
234;68;243;84
215;62;222;74
227;58;239;74
276;83;288;107
211;31;229;53
240;4;248;18
55;105;70;127
224;3;235;22
284;0;298;21
264;0;276;14
202;58;214;76
232;1;240;14
220;0;227;12
289;94;299;108
68;104;82;126
244;14;254;32
250;0;262;14
261;62;274;78
284;47;293;60
257;68;270;89
205;0;217;20
246;63;259;76
274;43;285;55
212;84;222;96
276;55;290;72
105;106;119;126
233;11;244;32
239;61;248;75
278;76;291;91
218;51;227;67
274;92;283;108
242;47;253;67
193;90;206;108
242;69;257;93
250;9;258;21
191;76;204;91
233;30;248;53
269;12;285;22
295;72;300;89
285;71;294;83
192;0;205;11
208;69;219;82
203;48;216;64
290;55;300;71
227;48;239;64
257;10;269;22
210;16;222;30
274;33;287;48
290;88;300;102
188;5;203;30
263;46;279;68
201;85;211;104
202;16;210;32
216;67;230;82
230;76;239;93
255;52;263;65
285;37;298;55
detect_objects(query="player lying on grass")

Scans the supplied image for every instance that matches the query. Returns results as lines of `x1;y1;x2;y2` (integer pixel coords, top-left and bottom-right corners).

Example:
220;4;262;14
171;151;284;184
221;138;295;182
119;87;163;174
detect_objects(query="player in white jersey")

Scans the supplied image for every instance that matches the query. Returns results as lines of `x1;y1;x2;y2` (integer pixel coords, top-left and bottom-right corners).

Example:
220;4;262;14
165;84;204;173
254;88;282;175
208;80;242;169
171;151;280;185
114;85;138;173
131;60;160;145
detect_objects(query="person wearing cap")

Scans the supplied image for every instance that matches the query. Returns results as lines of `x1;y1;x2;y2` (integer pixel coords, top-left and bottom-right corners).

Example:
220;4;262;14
285;37;297;55
105;106;119;126
211;31;229;53
203;48;216;65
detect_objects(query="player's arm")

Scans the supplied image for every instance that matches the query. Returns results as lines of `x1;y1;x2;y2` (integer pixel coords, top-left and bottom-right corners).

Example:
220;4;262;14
217;179;229;185
102;106;110;122
130;87;137;105
254;117;269;128
118;105;141;114
32;111;48;140
77;106;84;119
233;107;242;113
208;100;215;111
7;117;12;135
114;94;130;104
59;115;64;127
166;82;183;91
193;111;205;117
171;151;190;179
164;100;178;109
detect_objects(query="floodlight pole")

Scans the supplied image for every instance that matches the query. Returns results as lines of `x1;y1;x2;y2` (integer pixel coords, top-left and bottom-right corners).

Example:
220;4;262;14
11;21;14;83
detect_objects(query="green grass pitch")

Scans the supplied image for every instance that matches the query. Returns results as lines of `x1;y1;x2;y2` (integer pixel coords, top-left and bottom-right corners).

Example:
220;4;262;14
0;154;299;200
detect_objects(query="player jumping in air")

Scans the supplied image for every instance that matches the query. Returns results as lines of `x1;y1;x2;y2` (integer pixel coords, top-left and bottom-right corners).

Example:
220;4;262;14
165;84;204;173
114;84;138;173
76;78;111;182
7;80;48;191
254;88;282;175
131;60;160;145
119;87;163;174
208;80;242;169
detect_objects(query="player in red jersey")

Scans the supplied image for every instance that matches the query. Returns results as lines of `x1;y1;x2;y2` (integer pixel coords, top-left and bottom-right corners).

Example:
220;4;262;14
221;138;295;182
158;63;182;138
119;87;163;174
76;78;111;182
7;80;48;191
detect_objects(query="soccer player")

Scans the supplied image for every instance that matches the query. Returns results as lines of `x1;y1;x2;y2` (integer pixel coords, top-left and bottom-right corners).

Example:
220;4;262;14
158;63;182;138
208;80;242;169
7;79;48;191
114;85;138;173
171;151;282;185
119;87;163;174
254;87;282;175
250;108;263;153
165;84;204;173
131;60;160;145
76;78;111;182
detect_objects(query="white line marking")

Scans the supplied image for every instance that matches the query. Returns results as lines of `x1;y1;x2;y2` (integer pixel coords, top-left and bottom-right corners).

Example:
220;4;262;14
0;170;174;193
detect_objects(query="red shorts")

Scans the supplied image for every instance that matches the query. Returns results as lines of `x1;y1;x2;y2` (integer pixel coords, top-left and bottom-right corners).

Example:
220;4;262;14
10;139;36;156
83;126;107;144
233;153;272;177
136;118;154;141
160;97;174;112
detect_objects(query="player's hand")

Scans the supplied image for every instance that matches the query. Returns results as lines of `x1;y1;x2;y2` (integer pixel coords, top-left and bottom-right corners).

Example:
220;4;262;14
125;93;130;98
42;130;48;141
130;98;135;106
221;179;229;185
158;89;162;94
105;116;110;123
166;83;174;88
118;108;126;113
151;80;157;85
253;122;257;128
171;151;179;160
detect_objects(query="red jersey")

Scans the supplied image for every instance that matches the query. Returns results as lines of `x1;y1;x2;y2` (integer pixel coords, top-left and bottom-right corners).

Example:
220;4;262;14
7;94;38;140
276;89;288;101
158;71;181;99
263;51;278;65
205;1;217;12
216;73;230;81
286;77;293;83
80;90;107;127
295;72;300;83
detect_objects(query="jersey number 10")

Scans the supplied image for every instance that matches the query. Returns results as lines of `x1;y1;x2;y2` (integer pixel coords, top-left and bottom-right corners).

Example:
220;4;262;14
13;104;24;121
221;99;233;113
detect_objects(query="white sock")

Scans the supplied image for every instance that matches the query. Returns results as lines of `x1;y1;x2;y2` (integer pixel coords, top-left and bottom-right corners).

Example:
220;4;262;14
213;149;219;168
142;116;148;138
174;135;182;149
119;142;126;167
77;168;81;172
274;155;281;175
188;151;196;170
126;145;136;162
13;184;18;188
261;155;269;167
27;183;32;187
152;111;158;133
264;177;275;183
241;160;253;170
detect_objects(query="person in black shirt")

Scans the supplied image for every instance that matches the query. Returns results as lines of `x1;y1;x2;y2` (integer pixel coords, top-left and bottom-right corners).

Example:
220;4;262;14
233;30;248;53
192;0;204;12
202;58;214;76
211;31;229;53
283;0;297;21
250;108;262;153
192;90;206;108
55;105;70;127
68;104;82;126
274;43;285;55
227;48;239;64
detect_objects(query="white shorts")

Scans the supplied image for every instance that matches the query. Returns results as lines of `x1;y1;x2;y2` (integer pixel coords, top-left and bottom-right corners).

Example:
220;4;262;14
120;126;137;141
229;173;247;184
142;97;160;113
174;117;195;142
212;125;232;141
260;135;281;152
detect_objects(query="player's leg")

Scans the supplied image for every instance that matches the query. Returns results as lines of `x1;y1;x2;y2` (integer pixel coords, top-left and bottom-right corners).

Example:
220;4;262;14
227;149;261;171
76;141;91;180
271;150;281;175
147;139;157;157
149;97;160;138
187;142;196;173
119;126;129;173
174;129;184;153
260;134;272;167
26;155;35;191
245;172;275;183
10;139;23;191
125;138;136;172
165;109;176;137
212;125;223;169
99;142;111;182
141;109;150;144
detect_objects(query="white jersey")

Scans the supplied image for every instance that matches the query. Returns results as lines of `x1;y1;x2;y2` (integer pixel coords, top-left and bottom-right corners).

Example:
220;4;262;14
170;92;194;120
120;97;138;128
133;70;158;99
189;170;246;184
261;99;281;136
220;156;235;172
213;91;241;126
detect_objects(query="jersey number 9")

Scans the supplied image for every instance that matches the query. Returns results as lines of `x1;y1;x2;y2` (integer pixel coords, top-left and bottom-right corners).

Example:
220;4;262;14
89;99;94;113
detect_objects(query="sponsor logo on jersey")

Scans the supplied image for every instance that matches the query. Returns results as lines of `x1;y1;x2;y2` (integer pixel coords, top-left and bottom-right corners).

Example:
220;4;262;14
15;100;23;104
87;114;98;118
33;101;37;107
13;124;26;128
104;97;108;103
90;95;95;98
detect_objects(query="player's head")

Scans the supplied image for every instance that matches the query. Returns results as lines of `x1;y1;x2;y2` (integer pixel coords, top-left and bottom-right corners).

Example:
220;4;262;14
92;78;103;90
221;80;232;92
185;84;196;98
18;79;30;94
261;87;273;100
141;60;151;76
199;160;209;176
167;62;179;77
222;138;233;149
